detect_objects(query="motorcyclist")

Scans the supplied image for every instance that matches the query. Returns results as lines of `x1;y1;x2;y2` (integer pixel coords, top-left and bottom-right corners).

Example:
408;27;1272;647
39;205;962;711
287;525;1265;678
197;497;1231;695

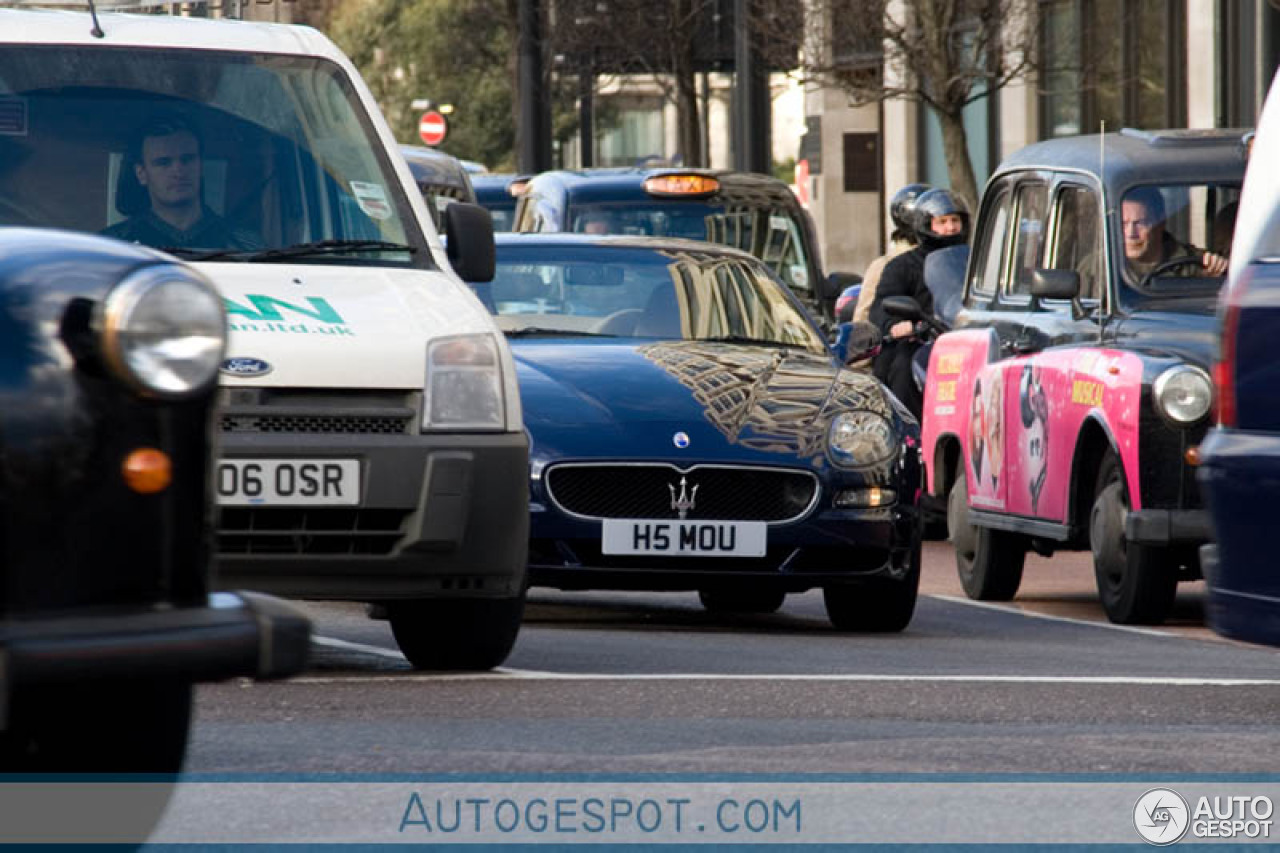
853;183;932;324
869;188;970;419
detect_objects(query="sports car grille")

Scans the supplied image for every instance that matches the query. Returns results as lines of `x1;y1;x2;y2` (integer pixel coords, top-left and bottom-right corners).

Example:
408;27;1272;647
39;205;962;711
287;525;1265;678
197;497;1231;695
217;389;419;435
217;508;410;556
545;464;818;523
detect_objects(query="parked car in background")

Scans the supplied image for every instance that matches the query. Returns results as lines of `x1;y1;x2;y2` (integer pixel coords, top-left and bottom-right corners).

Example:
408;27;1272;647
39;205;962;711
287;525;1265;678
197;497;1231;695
0;227;310;775
472;173;527;232
400;144;478;228
480;233;923;631
1200;95;1280;644
512;168;851;327
915;128;1247;625
0;7;527;670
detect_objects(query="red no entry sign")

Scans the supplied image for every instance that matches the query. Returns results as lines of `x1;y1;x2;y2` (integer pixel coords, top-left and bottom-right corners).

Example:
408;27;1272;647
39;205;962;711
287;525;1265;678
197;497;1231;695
418;110;448;146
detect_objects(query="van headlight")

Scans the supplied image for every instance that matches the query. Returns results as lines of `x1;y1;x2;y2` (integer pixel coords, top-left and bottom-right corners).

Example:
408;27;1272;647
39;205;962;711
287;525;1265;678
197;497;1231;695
99;264;226;397
827;410;898;469
1153;365;1212;425
424;334;505;430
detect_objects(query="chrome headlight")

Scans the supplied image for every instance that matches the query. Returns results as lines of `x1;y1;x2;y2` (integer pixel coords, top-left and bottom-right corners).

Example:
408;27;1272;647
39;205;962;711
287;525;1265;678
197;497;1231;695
99;264;226;397
423;334;505;430
1153;365;1212;425
827;410;898;469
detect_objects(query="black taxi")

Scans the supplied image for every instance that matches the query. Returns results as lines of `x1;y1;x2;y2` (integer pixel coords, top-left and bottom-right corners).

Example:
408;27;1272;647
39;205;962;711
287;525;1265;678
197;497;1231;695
512;168;847;325
0;228;311;772
399;144;479;229
911;129;1248;625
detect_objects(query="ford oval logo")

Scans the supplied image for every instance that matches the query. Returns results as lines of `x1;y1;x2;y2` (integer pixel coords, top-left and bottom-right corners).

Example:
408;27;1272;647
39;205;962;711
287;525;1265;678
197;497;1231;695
220;357;273;378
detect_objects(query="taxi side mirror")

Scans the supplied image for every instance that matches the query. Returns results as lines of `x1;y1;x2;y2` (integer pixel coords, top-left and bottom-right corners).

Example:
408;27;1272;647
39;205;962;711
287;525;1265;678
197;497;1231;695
881;295;926;322
1030;268;1080;301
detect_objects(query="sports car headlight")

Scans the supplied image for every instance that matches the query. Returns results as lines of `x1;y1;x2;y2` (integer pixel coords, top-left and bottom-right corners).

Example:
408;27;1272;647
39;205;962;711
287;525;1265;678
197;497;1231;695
99;264;226;398
1153;365;1212;425
424;334;505;430
827;411;898;469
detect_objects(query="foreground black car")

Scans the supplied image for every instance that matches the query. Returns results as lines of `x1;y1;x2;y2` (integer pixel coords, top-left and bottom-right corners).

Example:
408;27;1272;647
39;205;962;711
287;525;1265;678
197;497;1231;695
0;228;311;773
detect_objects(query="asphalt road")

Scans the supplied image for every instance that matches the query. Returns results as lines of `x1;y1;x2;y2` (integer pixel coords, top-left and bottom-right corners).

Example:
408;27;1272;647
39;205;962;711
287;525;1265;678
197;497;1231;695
186;541;1280;774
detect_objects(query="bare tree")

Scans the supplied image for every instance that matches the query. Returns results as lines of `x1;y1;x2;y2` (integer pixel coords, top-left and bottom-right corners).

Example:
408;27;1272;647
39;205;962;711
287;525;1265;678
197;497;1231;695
552;0;718;167
785;0;1037;206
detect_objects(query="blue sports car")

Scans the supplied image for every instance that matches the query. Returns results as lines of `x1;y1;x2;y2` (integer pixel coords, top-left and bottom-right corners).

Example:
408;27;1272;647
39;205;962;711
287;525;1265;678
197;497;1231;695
482;234;923;631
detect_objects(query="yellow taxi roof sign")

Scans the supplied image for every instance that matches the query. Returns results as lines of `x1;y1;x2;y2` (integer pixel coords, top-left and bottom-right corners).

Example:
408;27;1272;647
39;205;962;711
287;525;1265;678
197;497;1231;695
643;174;720;198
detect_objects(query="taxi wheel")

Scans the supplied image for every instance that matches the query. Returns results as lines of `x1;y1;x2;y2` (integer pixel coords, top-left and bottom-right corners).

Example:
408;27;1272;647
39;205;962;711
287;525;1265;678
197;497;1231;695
948;475;1025;600
0;681;191;772
823;539;920;632
1089;453;1177;625
389;594;525;671
698;588;786;614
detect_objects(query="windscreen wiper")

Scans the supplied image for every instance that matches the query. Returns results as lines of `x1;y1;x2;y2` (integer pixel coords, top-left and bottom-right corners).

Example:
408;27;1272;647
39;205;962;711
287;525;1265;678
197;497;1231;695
504;327;612;337
698;335;809;350
235;240;417;262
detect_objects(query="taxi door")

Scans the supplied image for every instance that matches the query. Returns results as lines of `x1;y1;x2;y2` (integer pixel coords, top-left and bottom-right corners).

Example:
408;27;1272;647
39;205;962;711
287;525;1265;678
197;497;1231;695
998;179;1107;523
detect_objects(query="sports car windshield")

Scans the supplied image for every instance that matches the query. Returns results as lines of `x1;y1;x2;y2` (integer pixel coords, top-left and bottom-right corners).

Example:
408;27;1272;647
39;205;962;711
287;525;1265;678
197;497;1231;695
0;47;425;266
481;245;827;353
1117;182;1241;297
567;202;814;295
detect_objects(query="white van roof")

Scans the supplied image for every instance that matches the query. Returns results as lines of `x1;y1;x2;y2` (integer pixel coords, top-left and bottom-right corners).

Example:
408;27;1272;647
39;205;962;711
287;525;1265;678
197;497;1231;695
0;5;342;60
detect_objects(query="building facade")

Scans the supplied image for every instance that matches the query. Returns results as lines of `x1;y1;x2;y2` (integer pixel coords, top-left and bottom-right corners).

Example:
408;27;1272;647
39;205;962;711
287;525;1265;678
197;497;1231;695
803;0;1280;279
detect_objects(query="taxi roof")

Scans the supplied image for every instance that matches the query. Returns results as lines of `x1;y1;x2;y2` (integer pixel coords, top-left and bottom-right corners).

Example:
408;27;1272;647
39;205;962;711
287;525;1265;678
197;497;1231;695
0;5;342;60
995;128;1252;190
495;230;760;262
526;167;800;208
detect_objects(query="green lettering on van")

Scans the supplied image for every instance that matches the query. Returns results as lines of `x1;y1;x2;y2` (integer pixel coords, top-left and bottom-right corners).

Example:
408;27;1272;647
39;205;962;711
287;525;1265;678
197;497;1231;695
224;295;345;324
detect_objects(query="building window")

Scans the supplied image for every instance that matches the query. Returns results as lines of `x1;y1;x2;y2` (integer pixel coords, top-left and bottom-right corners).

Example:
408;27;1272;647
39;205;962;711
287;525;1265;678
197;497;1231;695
597;97;666;167
1038;0;1185;138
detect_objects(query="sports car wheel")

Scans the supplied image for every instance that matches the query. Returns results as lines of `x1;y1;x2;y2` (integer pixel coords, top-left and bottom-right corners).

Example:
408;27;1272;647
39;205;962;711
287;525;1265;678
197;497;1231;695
948;474;1025;600
0;680;191;772
389;593;525;670
697;588;786;614
1089;452;1177;625
822;539;920;632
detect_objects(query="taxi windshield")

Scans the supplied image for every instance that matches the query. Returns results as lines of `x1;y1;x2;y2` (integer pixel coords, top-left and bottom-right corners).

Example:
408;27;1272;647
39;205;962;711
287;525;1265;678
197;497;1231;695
567;201;814;296
1117;182;1241;297
0;47;425;266
479;245;826;353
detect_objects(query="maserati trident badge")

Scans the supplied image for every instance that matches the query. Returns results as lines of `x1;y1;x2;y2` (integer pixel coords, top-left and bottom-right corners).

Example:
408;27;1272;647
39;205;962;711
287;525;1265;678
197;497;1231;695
673;431;690;449
669;476;698;520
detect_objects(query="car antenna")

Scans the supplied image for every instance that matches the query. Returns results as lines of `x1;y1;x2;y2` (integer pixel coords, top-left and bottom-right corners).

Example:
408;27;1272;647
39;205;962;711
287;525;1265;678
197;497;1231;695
1097;120;1107;340
86;0;105;38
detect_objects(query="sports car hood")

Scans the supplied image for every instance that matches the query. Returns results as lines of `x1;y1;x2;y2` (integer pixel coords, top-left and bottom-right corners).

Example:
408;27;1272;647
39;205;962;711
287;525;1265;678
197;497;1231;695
205;262;495;388
513;339;895;463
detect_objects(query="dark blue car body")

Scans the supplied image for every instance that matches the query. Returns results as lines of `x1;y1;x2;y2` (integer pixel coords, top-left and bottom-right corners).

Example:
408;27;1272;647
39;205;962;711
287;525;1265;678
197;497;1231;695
472;173;522;232
1199;114;1280;643
487;233;923;631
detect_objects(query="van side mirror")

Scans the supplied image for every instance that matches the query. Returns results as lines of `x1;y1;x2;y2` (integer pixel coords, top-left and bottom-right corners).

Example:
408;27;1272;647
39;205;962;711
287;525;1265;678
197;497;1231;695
444;202;496;283
1030;268;1080;301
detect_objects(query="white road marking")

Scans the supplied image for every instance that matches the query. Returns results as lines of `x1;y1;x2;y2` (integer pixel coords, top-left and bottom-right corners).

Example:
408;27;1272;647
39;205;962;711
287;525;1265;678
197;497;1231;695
301;636;1280;686
930;594;1179;637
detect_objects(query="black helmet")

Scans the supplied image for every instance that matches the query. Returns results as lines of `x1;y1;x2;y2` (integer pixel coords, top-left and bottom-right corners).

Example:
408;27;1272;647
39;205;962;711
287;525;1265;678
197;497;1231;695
889;183;932;237
913;188;971;251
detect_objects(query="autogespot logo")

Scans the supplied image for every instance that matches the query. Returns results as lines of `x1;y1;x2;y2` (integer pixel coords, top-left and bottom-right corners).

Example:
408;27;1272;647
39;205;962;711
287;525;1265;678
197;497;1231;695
1135;788;1191;845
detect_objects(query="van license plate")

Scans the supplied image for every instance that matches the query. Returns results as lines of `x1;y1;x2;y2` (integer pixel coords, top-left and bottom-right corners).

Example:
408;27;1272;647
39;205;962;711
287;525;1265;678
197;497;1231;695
601;520;766;557
216;459;360;506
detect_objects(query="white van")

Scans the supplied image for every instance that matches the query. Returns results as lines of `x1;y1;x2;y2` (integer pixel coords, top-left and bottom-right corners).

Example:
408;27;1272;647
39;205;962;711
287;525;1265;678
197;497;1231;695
0;7;529;670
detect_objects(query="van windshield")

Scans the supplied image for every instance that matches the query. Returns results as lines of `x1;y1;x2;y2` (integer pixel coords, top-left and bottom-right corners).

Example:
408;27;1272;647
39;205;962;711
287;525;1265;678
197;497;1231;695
0;47;426;266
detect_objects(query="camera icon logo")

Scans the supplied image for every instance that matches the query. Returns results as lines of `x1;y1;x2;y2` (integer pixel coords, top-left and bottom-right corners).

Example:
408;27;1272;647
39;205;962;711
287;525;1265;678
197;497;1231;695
1134;788;1190;845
